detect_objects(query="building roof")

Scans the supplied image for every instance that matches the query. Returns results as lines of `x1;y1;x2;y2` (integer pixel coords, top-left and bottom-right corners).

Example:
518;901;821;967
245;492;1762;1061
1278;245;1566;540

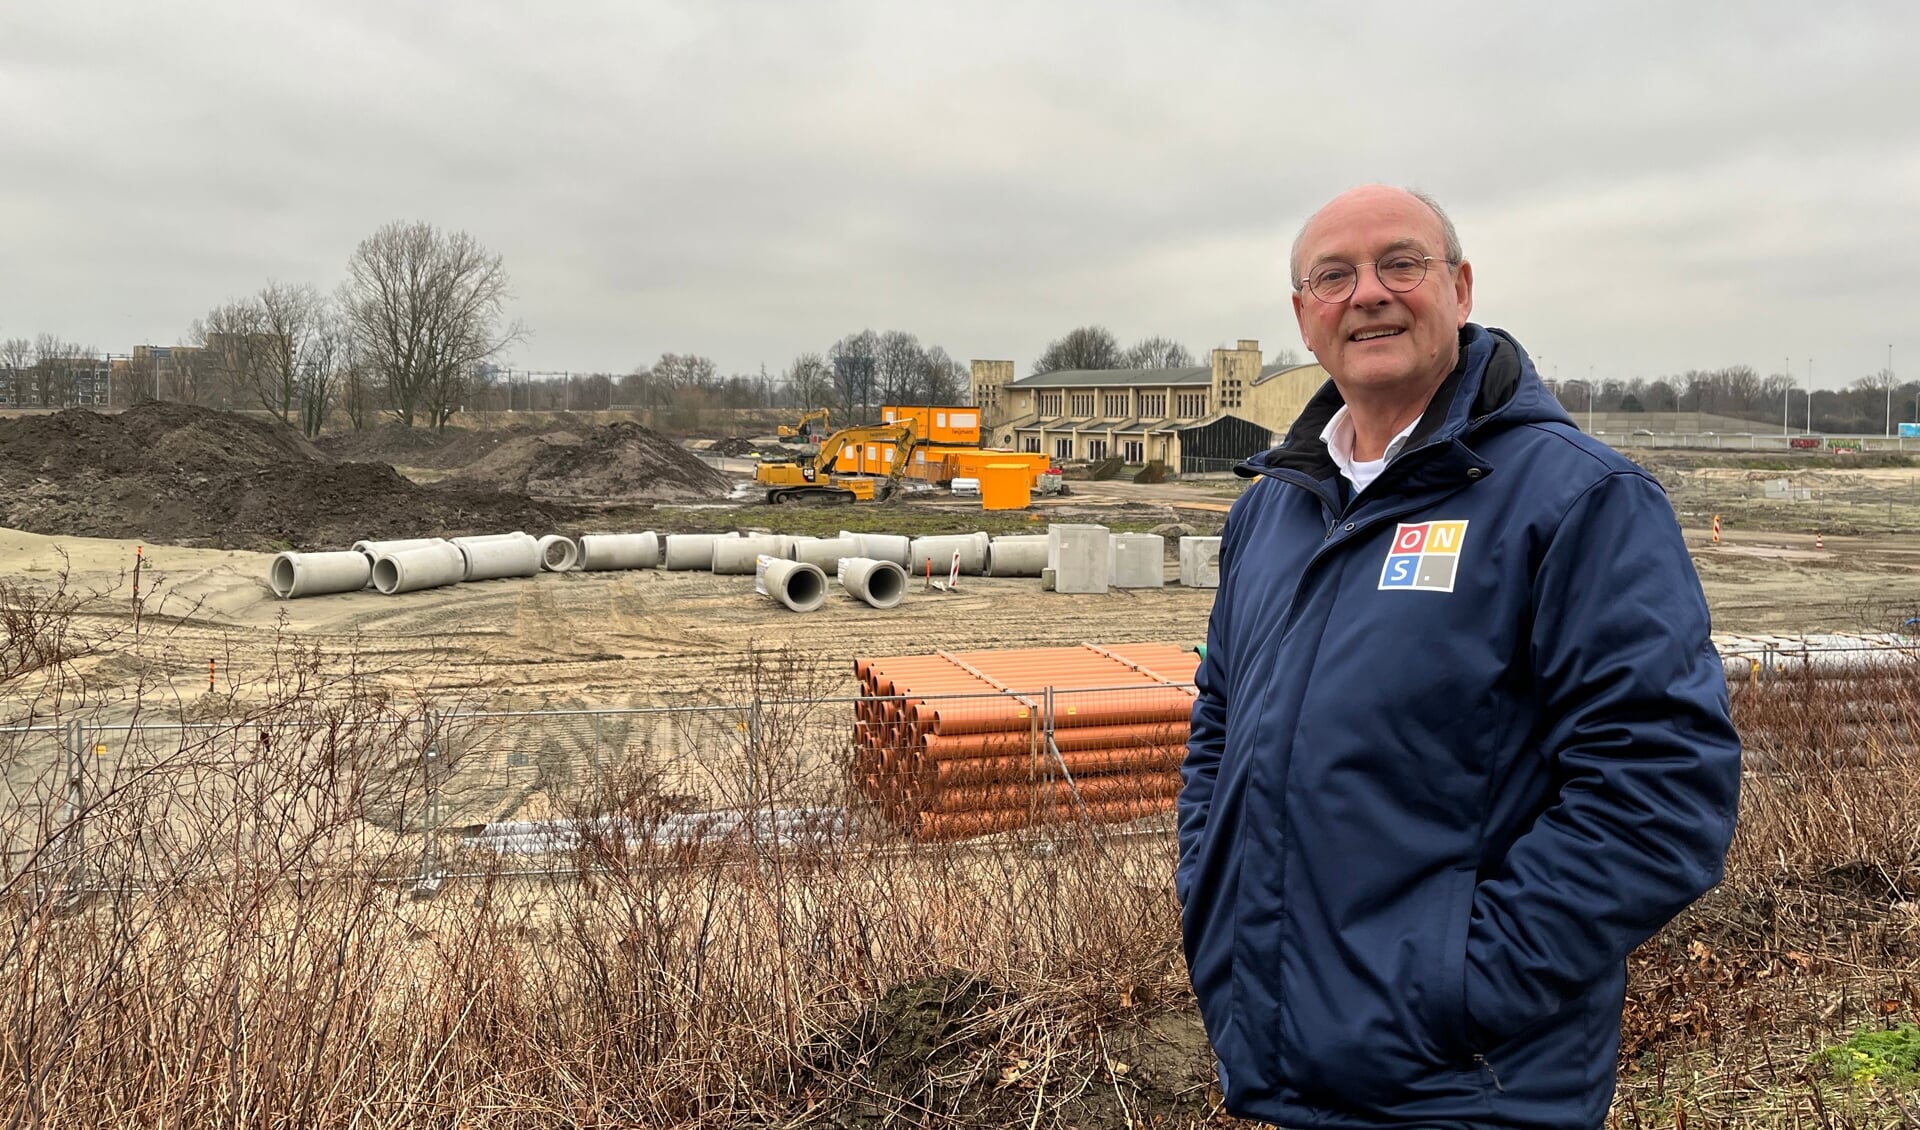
1008;365;1212;389
1251;362;1324;387
1008;361;1322;390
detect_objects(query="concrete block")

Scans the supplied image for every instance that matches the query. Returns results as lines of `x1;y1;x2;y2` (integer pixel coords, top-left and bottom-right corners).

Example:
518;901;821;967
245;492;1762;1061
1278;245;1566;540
1180;536;1222;588
1109;534;1165;588
1046;524;1110;594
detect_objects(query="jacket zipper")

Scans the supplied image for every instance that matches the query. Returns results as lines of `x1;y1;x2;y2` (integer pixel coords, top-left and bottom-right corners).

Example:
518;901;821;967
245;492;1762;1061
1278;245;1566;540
1475;1053;1503;1092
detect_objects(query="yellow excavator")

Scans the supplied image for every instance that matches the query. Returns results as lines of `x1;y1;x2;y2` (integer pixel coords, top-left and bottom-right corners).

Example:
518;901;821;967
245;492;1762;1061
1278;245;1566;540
776;408;832;442
754;420;921;504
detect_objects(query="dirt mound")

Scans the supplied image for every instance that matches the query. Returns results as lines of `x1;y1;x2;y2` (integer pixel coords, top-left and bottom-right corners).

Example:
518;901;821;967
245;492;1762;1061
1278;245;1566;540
315;417;604;470
0;404;575;552
449;421;732;500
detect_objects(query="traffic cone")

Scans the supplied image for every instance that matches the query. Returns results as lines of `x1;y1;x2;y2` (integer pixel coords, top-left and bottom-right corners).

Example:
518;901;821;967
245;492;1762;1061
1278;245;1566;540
1711;514;1721;545
1816;531;1824;550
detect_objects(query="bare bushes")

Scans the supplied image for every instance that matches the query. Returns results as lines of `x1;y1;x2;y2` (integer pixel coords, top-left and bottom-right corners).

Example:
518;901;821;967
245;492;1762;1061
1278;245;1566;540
1;621;1206;1126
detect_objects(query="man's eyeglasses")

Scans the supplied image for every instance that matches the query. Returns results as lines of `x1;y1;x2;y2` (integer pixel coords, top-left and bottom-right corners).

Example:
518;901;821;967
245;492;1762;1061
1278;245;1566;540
1297;254;1456;303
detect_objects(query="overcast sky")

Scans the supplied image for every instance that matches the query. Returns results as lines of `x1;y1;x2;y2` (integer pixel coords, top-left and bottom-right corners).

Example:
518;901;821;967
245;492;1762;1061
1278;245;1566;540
2;2;1914;390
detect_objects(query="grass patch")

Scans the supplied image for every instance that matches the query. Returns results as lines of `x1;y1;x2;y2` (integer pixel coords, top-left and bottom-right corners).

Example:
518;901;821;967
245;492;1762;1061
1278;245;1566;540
1815;1025;1920;1089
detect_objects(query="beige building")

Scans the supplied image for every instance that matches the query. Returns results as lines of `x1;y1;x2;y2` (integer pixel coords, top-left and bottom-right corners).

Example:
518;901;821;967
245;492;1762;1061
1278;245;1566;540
971;340;1326;473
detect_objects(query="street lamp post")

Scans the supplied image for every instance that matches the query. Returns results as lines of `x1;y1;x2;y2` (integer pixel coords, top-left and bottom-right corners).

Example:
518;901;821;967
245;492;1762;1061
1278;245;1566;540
1806;358;1813;434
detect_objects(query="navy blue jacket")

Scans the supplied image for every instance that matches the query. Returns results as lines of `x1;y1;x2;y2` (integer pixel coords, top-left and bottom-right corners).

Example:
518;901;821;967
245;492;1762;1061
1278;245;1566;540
1177;325;1740;1129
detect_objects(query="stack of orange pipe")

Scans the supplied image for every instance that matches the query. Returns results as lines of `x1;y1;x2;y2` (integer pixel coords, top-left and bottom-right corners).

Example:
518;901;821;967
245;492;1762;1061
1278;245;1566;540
852;643;1199;841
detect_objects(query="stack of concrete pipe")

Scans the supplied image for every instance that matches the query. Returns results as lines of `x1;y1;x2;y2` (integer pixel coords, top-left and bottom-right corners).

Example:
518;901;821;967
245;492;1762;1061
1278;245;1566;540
270;523;1225;603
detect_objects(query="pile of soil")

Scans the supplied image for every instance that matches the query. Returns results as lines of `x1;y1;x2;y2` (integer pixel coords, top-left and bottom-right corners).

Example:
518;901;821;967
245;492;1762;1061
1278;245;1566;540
314;415;607;470
450;421;733;501
0;404;574;552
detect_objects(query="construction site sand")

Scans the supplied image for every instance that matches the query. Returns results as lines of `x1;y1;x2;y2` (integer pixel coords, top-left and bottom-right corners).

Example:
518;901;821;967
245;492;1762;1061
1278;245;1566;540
9;520;1920;705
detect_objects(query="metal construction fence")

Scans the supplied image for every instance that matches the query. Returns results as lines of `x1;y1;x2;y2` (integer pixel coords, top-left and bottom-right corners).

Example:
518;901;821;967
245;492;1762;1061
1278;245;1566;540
0;683;1195;896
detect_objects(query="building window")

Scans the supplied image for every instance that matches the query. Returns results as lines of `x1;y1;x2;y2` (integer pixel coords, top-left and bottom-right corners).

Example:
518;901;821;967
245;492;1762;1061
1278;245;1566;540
1178;392;1207;418
1071;393;1095;417
1123;440;1144;463
1024;436;1040;453
1138;393;1167;418
1088;438;1108;461
1103;394;1128;417
1039;393;1063;416
1055;437;1073;460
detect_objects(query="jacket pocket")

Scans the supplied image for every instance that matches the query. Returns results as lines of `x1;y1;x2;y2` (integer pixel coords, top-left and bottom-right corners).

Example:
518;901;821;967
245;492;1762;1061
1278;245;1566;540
1421;866;1477;1063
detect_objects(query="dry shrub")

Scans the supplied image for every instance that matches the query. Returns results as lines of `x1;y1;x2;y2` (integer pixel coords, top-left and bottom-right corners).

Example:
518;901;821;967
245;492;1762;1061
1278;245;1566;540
1;609;1212;1127
1617;665;1920;1126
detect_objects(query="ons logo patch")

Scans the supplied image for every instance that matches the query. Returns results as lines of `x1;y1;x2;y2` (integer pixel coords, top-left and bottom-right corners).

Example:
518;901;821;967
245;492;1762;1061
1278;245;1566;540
1378;520;1469;593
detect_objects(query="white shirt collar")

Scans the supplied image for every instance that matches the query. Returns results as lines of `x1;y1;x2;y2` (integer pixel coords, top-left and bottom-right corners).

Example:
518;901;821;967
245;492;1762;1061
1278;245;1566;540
1320;405;1419;493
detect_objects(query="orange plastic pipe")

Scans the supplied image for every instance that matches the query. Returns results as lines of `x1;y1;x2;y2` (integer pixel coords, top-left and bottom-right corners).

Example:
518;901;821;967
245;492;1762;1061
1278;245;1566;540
912;795;1176;842
926;747;1186;787
923;771;1183;815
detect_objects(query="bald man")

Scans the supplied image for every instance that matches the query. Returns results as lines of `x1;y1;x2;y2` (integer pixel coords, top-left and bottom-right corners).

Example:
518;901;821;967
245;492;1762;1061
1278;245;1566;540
1176;186;1740;1129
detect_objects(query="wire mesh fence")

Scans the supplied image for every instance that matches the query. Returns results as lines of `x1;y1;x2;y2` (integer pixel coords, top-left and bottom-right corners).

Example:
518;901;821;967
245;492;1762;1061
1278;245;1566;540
0;683;1196;898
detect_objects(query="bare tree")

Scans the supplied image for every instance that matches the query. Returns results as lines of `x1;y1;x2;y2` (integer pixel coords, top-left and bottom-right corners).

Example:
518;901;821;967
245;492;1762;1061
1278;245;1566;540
0;337;27;405
921;345;967;404
30;335;97;408
298;308;350;437
342;221;521;429
828;330;878;420
785;352;831;411
253;281;327;425
875;330;925;404
1123;336;1194;369
1032;325;1122;374
1268;346;1304;368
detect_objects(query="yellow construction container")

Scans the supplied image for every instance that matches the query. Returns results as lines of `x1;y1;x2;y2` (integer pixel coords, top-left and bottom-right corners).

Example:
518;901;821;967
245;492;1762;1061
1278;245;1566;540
981;463;1032;510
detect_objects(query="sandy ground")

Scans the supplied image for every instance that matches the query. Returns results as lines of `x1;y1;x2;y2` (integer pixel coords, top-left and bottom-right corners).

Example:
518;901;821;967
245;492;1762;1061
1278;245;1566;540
8;511;1918;711
0;527;1218;711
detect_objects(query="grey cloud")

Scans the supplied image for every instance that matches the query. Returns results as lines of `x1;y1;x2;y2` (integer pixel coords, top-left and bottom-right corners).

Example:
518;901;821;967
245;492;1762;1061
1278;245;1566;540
1;0;1914;387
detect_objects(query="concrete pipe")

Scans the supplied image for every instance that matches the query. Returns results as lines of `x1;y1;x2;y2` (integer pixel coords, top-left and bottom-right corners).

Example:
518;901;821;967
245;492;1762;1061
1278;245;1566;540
536;534;579;572
352;537;439;563
838;556;908;609
908;532;989;576
453;533;542;582
712;535;791;574
579;532;661;571
986;534;1050;578
791;535;861;569
662;532;739;571
841;531;911;567
269;550;372;600
450;531;529;545
372;541;466;596
756;556;827;613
